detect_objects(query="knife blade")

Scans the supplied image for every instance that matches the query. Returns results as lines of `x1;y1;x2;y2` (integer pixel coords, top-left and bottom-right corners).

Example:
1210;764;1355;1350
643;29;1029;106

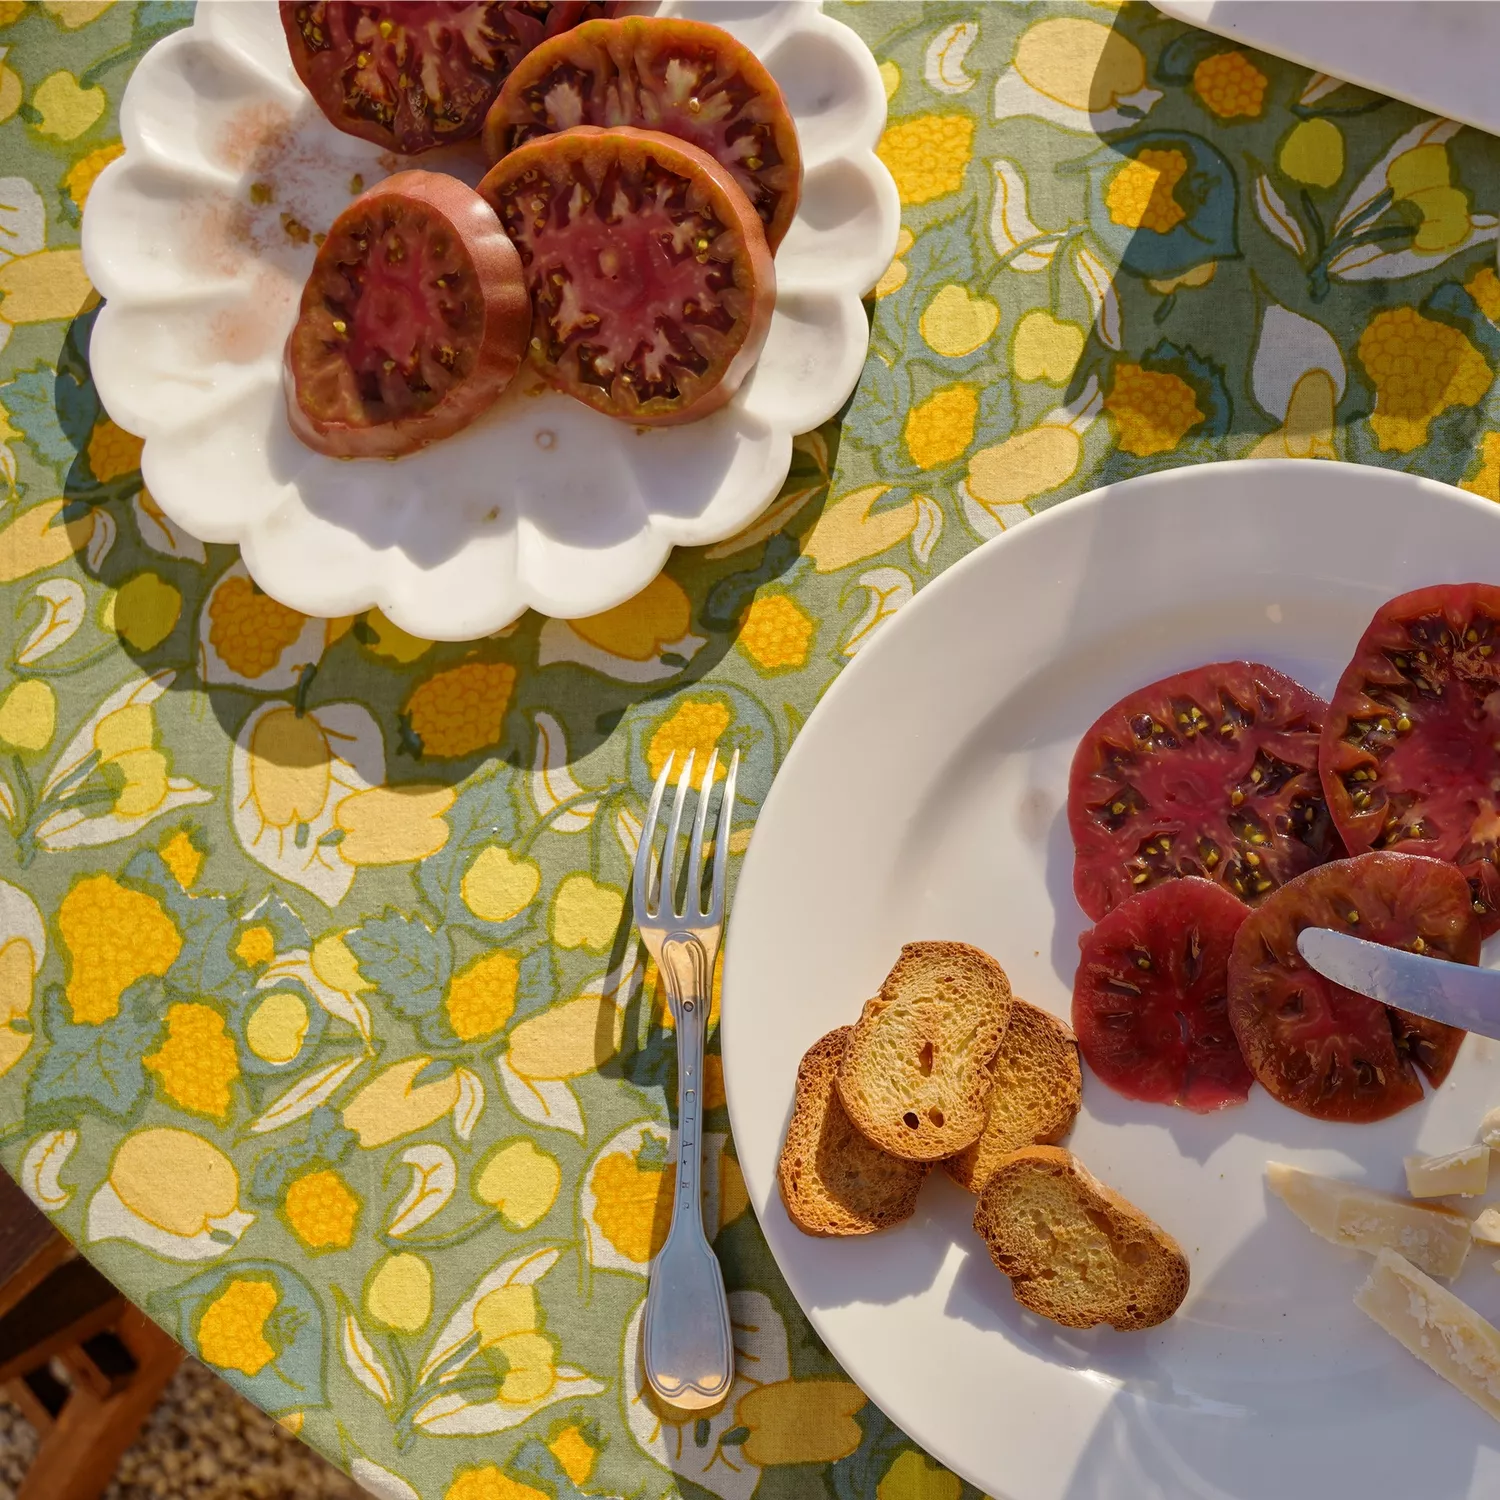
1296;927;1500;1040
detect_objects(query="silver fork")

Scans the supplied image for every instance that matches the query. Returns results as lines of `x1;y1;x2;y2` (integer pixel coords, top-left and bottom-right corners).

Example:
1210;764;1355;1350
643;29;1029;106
634;746;740;1411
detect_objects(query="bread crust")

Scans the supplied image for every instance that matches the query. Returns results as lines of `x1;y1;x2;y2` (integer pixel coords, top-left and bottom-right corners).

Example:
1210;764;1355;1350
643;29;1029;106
779;1027;928;1235
836;941;1013;1161
972;1145;1189;1330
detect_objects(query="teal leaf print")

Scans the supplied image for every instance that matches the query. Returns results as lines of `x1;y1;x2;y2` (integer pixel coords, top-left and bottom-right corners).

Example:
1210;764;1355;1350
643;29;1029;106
248;1105;356;1204
418;767;521;923
26;982;160;1125
844;357;910;451
124;850;240;1000
874;203;976;347
2;365;82;473
347;913;453;1044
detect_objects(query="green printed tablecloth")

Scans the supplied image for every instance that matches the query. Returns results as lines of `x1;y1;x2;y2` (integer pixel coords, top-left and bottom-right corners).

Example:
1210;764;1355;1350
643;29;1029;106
1;3;1499;1498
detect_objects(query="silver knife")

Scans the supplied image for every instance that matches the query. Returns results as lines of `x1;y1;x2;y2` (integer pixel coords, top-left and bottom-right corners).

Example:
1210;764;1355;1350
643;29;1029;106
1296;927;1500;1040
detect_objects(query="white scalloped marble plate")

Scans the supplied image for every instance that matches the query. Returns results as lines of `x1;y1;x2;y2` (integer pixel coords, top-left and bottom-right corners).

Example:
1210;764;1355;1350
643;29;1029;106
81;0;897;639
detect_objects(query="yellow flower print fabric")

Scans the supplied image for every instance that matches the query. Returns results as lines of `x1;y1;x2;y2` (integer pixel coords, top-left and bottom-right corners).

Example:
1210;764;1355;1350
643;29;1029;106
1;4;1500;1499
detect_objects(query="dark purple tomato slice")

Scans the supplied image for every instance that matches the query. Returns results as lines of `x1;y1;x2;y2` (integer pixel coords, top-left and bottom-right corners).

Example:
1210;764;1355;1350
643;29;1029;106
1321;583;1500;936
280;1;613;155
1073;878;1253;1112
283;170;530;459
1227;851;1475;1123
1070;661;1339;922
483;16;802;251
479;125;774;425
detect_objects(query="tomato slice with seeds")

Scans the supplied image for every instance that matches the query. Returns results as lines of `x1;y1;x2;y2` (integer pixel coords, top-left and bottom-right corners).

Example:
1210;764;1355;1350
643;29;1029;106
284;170;530;459
1321;583;1500;935
479;125;775;425
1227;851;1474;1123
483;16;802;251
1069;662;1339;922
1073;878;1253;1113
281;1;613;155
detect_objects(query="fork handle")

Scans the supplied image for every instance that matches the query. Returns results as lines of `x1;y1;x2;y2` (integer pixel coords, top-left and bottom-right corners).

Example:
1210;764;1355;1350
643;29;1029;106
642;934;734;1411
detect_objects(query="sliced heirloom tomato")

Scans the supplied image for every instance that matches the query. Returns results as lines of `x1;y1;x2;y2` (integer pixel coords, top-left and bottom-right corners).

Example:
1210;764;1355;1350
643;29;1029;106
1227;851;1475;1123
1321;583;1500;935
1073;878;1253;1112
1069;661;1339;922
483;16;802;251
281;1;612;155
479;125;775;425
284;170;530;459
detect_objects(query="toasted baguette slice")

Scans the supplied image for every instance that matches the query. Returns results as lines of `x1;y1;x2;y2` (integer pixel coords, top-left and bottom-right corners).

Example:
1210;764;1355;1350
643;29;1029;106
779;1028;928;1236
973;1145;1188;1331
945;1000;1081;1193
836;941;1013;1162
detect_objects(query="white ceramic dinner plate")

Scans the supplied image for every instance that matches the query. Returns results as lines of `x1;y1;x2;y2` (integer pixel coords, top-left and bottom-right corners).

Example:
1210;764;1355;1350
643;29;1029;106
82;0;896;639
723;460;1500;1500
1151;1;1500;139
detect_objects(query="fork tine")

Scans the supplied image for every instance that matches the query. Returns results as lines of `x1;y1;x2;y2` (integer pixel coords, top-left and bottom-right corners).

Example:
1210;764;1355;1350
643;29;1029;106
685;747;719;916
634;754;674;919
658;751;695;918
707;749;739;923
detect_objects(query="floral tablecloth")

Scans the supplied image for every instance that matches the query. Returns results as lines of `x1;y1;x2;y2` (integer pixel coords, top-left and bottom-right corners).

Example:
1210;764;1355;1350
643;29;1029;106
1;3;1499;1499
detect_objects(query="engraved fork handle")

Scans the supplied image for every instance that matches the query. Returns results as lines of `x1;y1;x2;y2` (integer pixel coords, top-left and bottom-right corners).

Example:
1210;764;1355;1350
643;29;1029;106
641;934;734;1411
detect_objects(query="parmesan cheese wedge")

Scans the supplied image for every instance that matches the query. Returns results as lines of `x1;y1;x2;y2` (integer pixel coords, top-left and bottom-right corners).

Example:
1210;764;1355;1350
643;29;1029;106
1356;1249;1500;1421
1478;1106;1500;1147
1472;1207;1500;1246
1404;1145;1490;1199
1266;1162;1472;1278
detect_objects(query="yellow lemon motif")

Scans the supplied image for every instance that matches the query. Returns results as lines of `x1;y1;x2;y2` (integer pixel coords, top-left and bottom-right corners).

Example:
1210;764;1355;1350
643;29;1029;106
878;60;899;102
738;594;815;671
875;226;914;300
44;2;117;28
445;1468;548;1500
548;1425;597;1485
0;65;18;128
551;875;623;951
1279;118;1344;188
196;1278;280;1378
405;662;516;759
445;950;520;1041
474;1284;538;1345
207;575;307;679
1247;369;1339;461
0;938;36;1078
31;70;105;140
905;384;978;469
334;783;454;865
0;680;55;752
1386;143;1472;253
592;1137;673;1264
570;574;692;662
875;115;973;206
112;572;181;651
0;499;95;583
143;1003;239;1119
462;846;541;922
366;1253;433;1333
474;1140;562;1228
1192;50;1267;118
111;1128;240;1237
967;426;1081;509
1358;305;1491;452
647;699;731;788
59;874;181;1025
1146;262;1217;296
87;418;143;483
735;1380;866;1465
246;991;310;1064
1104;363;1204;456
93;701;169;819
803;484;919;573
310;931;370;997
342;1057;461;1148
158;829;202;888
247;709;330;829
1012;311;1086;384
878;1450;963;1500
1014;18;1145;111
0;249;94;325
919;285;999;358
284;1168;359;1250
507;994;623;1079
361;609;431;663
63;140;124;212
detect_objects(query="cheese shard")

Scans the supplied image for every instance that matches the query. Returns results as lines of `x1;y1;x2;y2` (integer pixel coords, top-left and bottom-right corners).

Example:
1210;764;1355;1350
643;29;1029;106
1266;1162;1472;1278
1356;1248;1500;1421
1473;1208;1500;1246
1404;1144;1490;1199
1479;1107;1500;1147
